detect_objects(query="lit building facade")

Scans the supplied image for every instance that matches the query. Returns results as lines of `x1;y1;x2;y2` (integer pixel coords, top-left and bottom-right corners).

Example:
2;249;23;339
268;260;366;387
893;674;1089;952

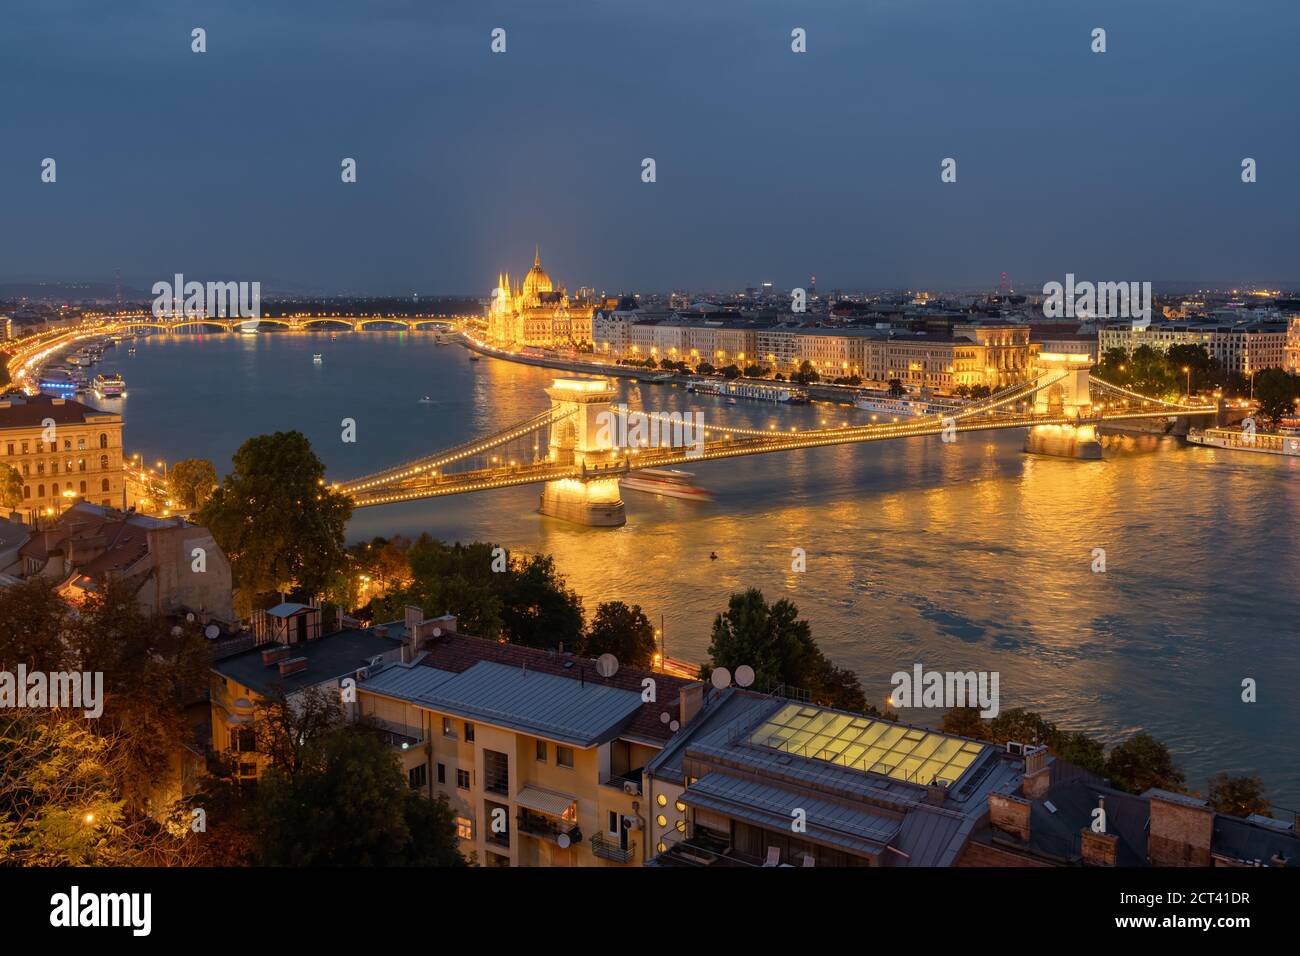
0;393;125;522
486;250;596;350
1099;321;1288;377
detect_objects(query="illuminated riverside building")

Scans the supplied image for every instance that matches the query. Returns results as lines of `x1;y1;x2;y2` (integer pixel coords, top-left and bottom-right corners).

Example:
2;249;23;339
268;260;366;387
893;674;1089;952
598;314;1032;393
0;393;126;522
485;250;596;350
1100;320;1288;377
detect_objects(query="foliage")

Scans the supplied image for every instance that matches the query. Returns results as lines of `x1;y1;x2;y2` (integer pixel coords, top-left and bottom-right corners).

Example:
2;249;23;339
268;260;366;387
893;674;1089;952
701;589;865;711
887;378;905;398
0;463;23;511
583;601;657;668
252;724;464;866
1207;773;1271;818
200;431;353;601
166;458;218;509
367;537;584;649
1252;368;1300;428
792;360;819;385
1104;732;1185;795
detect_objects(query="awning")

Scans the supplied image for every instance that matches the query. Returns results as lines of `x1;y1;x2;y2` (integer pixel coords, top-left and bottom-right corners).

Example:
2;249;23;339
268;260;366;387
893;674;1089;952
515;785;577;818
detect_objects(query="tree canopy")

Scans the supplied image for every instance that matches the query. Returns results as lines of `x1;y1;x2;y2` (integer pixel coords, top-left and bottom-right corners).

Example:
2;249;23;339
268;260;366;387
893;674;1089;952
199;431;353;603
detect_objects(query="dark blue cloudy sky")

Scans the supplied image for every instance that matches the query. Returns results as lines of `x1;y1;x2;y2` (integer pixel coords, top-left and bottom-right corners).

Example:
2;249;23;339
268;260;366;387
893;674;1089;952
2;0;1296;295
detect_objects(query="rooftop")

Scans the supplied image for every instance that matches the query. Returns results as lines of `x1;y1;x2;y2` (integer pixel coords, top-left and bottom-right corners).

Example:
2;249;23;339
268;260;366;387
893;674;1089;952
213;627;404;697
0;393;119;429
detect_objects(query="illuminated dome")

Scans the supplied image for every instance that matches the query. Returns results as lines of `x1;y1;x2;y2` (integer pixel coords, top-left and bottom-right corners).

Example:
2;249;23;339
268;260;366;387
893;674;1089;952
521;248;553;297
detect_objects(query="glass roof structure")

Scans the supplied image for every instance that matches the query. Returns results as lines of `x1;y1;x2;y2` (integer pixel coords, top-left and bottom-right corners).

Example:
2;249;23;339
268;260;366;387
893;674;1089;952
746;703;986;788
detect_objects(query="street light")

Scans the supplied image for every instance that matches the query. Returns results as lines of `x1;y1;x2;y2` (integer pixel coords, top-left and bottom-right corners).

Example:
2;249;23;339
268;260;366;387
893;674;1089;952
1183;366;1191;399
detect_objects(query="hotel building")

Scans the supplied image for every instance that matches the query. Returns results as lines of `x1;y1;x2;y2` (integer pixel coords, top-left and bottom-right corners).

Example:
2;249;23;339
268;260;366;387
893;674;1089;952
1099;320;1288;377
0;393;126;522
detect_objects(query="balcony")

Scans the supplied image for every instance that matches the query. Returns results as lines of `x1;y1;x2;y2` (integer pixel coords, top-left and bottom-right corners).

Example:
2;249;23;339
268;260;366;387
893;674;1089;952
600;768;643;795
590;831;636;864
516;810;581;847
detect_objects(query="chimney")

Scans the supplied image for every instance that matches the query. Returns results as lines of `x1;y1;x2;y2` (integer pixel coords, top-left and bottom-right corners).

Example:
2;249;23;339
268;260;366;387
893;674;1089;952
988;792;1031;842
1146;790;1214;867
404;605;422;637
261;645;291;667
1021;745;1052;800
278;657;308;677
678;683;704;729
1081;827;1119;866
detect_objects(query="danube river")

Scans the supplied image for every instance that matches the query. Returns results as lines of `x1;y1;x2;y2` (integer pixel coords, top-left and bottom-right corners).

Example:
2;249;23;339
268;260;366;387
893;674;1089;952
109;331;1300;804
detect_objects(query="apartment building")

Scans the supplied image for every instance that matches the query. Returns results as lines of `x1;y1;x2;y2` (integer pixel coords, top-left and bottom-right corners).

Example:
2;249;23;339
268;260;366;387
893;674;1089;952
353;614;702;867
1099;320;1288;376
19;500;235;622
0;393;126;521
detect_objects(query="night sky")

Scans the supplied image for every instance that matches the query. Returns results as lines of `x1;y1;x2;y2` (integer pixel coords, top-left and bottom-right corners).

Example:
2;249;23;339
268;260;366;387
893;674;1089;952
2;0;1297;294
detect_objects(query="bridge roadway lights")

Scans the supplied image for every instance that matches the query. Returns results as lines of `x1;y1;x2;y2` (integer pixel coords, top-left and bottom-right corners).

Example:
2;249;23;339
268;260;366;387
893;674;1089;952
537;376;626;527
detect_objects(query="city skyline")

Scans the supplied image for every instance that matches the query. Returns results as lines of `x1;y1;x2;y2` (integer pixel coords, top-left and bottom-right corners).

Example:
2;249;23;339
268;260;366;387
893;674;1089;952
3;0;1299;294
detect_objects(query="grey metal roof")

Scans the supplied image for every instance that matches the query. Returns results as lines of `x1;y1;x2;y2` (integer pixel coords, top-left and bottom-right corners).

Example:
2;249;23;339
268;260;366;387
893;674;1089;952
391;660;645;747
212;628;404;697
890;805;975;867
681;772;897;858
360;661;458;700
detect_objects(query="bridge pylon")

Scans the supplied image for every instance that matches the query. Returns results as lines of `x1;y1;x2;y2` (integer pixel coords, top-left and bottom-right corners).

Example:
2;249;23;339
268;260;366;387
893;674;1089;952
538;377;626;526
1024;352;1102;460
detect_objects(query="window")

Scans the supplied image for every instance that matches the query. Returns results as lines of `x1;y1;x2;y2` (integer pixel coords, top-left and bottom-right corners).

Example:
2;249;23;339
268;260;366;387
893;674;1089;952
464;722;475;742
557;746;574;769
5;443;11;456
99;454;108;470
408;764;428;790
456;768;470;790
608;811;620;835
99;433;108;449
37;484;44;498
483;749;509;795
456;816;473;840
656;814;667;828
51;483;59;497
656;794;667;807
436;762;446;784
535;739;547;763
77;437;85;450
63;439;70;451
442;717;455;738
101;478;109;492
79;481;86;494
231;727;255;752
21;442;28;454
22;486;29;499
78;459;85;471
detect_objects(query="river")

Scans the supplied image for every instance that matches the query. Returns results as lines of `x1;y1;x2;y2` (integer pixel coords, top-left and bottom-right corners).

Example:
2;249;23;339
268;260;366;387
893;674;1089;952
104;330;1300;805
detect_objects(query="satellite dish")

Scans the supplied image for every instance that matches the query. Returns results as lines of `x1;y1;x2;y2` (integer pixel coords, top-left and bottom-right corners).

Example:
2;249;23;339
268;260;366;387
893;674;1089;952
204;624;220;640
735;665;755;688
432;627;442;637
595;653;619;678
710;667;731;690
556;833;571;849
170;625;183;636
185;612;196;623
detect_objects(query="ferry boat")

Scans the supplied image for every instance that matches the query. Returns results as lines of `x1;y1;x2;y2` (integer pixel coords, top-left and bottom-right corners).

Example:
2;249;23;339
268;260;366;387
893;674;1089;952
37;371;78;397
91;372;125;398
621;468;714;501
686;378;808;404
854;394;932;417
312;353;323;364
1187;422;1300;457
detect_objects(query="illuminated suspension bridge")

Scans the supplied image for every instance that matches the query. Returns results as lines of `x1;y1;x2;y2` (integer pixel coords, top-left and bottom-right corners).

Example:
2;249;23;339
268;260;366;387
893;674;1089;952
335;354;1218;526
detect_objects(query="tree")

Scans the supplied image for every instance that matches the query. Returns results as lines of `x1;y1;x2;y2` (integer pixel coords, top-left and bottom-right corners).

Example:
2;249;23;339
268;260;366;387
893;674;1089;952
1207;773;1271;818
968;384;992;400
252;724;464;866
497;552;585;649
793;360;819;385
887;378;905;398
254;686;344;776
695;362;716;375
719;364;741;380
584;601;657;668
200;431;353;604
701;589;864;711
1252;368;1299;429
0;463;23;512
941;706;986;739
1105;732;1185;795
166;458;218;509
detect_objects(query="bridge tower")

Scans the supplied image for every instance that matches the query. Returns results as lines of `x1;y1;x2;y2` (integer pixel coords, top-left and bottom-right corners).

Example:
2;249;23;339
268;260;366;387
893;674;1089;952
538;377;626;526
1024;352;1102;460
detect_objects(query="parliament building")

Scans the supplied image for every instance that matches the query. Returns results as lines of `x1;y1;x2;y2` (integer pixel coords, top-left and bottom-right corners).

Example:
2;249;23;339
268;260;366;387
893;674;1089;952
486;250;596;350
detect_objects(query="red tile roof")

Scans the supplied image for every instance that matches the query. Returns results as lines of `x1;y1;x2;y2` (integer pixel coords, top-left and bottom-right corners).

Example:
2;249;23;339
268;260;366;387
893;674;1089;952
417;630;699;743
0;394;118;429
